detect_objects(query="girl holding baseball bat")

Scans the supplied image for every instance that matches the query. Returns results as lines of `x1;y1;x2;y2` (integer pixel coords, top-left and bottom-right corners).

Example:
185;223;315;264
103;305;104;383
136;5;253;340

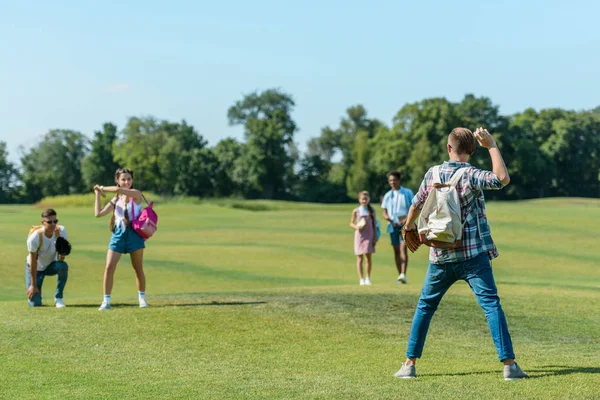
93;168;147;311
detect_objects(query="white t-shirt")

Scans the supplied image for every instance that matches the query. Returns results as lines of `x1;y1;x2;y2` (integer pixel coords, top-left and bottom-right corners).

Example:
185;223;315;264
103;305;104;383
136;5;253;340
381;188;408;223
112;196;143;229
26;226;68;271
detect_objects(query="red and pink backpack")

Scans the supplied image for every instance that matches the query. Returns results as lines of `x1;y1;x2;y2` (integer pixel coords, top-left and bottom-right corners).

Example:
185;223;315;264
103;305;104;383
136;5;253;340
131;195;158;240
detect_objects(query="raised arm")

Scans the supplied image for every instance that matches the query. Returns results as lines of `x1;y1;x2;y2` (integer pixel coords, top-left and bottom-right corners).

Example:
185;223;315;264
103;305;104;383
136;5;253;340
95;185;142;203
474;128;510;185
94;187;115;217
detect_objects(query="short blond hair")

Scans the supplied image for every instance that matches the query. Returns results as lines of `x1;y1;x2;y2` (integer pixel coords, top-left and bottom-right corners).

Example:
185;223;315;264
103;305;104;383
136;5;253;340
448;127;476;155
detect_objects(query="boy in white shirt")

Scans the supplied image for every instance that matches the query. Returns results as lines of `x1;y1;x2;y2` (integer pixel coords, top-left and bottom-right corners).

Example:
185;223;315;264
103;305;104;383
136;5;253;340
381;171;414;284
25;208;69;308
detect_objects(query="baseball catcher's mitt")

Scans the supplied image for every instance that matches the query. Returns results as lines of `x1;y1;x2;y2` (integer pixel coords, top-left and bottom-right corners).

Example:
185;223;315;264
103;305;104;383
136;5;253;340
55;237;72;256
401;224;421;253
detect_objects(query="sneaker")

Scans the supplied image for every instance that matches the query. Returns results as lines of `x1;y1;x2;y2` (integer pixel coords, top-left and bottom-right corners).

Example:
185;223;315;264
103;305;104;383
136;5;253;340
365;277;372;285
394;363;416;379
359;278;366;286
139;298;148;308
504;362;528;380
98;302;111;311
54;298;66;308
395;274;407;284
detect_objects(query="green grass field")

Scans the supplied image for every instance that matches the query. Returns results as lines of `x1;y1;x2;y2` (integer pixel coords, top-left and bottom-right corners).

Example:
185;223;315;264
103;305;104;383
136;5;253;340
1;197;599;399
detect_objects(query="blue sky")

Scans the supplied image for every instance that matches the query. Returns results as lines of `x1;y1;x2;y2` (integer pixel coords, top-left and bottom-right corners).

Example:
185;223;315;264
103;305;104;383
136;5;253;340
1;0;598;162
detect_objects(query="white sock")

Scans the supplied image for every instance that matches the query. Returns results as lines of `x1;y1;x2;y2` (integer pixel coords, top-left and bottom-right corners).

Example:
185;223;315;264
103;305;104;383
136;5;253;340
103;294;111;304
138;291;145;300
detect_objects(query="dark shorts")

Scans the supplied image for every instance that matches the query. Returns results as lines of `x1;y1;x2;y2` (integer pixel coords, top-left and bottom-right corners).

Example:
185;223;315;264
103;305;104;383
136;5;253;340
109;225;145;254
390;226;404;247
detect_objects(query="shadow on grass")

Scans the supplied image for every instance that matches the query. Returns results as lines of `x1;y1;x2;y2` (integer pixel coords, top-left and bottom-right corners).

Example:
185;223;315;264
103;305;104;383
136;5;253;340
421;365;600;378
67;301;268;308
168;301;268;307
421;370;497;377
527;365;600;377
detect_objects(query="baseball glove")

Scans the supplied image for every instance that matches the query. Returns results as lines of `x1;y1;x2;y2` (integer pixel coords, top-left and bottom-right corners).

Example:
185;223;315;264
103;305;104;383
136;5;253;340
55;237;72;256
401;224;421;253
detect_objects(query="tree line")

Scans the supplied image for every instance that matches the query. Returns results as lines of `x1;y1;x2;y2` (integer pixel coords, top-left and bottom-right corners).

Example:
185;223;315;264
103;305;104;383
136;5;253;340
1;89;599;204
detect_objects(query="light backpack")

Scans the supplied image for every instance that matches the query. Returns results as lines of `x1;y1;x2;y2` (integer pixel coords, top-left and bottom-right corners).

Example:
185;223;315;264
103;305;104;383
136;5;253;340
417;166;468;249
130;195;158;240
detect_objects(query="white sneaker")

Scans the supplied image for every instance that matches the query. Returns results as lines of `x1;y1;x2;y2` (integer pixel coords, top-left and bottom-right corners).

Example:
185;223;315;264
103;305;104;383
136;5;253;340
396;274;407;284
359;278;366;286
394;363;417;379
365;277;372;285
139;298;148;308
54;298;66;308
98;302;111;311
504;362;528;380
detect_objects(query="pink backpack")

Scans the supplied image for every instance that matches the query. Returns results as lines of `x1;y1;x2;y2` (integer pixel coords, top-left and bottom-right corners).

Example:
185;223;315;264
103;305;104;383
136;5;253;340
131;195;158;240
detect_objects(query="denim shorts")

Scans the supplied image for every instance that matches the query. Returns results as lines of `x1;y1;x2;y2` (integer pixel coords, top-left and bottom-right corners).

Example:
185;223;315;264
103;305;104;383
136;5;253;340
389;226;404;246
109;224;145;254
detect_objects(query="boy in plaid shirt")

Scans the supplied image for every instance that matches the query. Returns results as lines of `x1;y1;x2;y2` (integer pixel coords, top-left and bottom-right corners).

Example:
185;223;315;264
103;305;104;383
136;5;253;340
394;127;528;381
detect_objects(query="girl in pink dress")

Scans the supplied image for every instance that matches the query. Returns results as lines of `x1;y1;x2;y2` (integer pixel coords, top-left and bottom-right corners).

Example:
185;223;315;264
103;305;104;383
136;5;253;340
349;191;377;285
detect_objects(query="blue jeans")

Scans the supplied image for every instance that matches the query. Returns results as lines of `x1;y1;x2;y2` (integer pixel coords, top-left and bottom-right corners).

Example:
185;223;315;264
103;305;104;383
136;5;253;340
406;253;515;361
25;261;69;307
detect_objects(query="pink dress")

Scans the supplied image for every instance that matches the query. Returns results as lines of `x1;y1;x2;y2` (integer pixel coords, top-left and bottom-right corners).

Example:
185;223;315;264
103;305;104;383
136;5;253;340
354;208;376;255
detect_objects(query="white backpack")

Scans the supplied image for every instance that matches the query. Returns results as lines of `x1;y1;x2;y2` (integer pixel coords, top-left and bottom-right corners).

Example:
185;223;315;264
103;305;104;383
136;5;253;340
417;166;468;248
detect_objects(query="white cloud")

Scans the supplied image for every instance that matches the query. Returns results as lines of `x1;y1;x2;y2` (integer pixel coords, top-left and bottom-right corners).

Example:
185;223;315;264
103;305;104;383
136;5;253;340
101;83;131;93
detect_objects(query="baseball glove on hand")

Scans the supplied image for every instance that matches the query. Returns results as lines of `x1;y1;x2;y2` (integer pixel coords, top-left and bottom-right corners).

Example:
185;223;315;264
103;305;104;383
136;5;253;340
402;224;421;253
55;237;72;256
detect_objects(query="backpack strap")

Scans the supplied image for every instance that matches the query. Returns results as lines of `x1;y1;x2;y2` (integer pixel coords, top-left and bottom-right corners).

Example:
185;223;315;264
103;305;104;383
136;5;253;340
37;230;43;253
130;197;136;221
448;167;469;188
433;165;468;189
130;194;149;221
109;197;117;232
431;166;442;184
449;167;479;230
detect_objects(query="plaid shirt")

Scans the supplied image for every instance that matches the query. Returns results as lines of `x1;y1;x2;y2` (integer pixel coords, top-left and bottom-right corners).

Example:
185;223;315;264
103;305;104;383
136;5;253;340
412;161;505;264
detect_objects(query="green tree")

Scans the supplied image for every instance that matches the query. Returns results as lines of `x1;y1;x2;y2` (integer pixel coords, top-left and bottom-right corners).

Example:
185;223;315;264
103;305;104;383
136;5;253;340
307;127;339;161
308;105;384;199
0;142;20;203
540;110;600;197
391;98;461;189
113;117;166;192
227;89;297;199
175;147;219;197
81;122;119;189
295;154;348;203
502;109;554;199
456;94;510;174
367;125;412;196
113;117;206;195
212;138;245;197
20;130;88;201
160;120;208;195
346;130;371;196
